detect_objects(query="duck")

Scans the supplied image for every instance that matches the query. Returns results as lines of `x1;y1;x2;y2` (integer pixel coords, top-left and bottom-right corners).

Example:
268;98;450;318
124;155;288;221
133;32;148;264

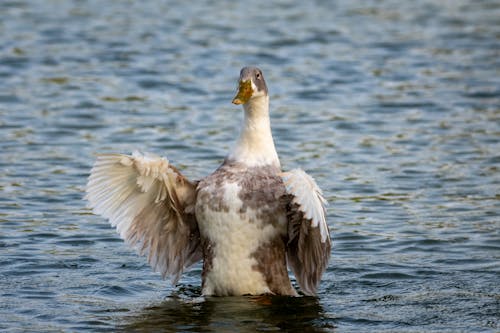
85;66;331;296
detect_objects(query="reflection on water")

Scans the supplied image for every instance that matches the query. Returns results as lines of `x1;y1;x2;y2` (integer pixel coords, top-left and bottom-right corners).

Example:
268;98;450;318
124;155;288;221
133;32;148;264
124;293;329;332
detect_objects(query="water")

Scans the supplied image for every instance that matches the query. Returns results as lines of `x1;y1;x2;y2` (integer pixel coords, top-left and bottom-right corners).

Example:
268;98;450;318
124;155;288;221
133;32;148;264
0;0;498;331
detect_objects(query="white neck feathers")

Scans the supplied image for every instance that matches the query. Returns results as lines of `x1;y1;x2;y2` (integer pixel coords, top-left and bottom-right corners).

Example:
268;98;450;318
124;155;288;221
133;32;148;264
228;96;280;167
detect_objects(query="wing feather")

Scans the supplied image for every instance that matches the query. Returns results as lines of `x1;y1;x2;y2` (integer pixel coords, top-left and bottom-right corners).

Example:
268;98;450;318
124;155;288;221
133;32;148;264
281;169;331;296
85;151;201;283
281;169;329;242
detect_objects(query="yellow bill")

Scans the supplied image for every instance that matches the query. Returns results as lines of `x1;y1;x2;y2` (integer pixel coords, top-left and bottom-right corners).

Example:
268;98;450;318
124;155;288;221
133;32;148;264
232;80;253;105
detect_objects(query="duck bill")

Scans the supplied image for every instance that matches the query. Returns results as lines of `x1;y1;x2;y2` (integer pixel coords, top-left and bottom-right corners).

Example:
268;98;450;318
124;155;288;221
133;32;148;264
232;80;253;105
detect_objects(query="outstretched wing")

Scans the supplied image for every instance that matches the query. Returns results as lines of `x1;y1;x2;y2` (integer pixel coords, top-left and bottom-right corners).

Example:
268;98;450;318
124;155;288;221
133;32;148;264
85;151;202;284
281;169;331;296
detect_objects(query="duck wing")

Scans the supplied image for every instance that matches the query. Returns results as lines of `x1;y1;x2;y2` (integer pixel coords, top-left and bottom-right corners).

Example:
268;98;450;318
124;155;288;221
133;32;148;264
281;169;331;296
85;151;201;284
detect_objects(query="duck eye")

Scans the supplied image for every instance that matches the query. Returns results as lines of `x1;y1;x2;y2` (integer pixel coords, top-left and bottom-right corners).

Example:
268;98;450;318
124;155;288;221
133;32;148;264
256;73;261;79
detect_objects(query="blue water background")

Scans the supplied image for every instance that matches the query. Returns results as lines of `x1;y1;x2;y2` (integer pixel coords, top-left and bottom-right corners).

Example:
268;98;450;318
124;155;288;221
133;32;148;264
0;1;498;331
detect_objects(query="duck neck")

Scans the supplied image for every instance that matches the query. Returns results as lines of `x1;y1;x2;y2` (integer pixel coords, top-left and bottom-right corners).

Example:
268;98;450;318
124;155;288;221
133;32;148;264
228;96;280;168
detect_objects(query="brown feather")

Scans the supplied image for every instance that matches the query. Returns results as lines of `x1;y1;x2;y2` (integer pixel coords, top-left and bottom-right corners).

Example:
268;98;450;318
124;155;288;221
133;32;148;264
286;200;331;296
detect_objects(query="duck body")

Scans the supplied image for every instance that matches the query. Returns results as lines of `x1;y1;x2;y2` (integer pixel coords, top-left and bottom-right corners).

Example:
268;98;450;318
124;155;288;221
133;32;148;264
85;67;331;296
196;160;296;296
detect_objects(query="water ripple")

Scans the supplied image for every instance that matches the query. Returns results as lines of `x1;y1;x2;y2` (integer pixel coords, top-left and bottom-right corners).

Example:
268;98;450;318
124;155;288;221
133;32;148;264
0;0;499;332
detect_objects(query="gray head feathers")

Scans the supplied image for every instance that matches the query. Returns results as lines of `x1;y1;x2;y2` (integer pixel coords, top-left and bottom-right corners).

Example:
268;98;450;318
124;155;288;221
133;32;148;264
239;66;268;95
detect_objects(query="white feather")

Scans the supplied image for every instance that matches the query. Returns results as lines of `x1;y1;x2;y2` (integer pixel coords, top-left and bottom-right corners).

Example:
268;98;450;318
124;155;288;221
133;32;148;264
85;152;199;282
86;152;167;231
280;169;330;243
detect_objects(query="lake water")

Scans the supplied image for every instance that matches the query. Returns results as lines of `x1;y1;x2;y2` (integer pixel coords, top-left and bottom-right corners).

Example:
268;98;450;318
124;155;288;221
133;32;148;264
0;0;499;332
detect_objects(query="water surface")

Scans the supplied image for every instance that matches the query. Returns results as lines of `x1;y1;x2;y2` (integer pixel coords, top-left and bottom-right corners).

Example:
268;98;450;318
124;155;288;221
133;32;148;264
0;0;499;332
